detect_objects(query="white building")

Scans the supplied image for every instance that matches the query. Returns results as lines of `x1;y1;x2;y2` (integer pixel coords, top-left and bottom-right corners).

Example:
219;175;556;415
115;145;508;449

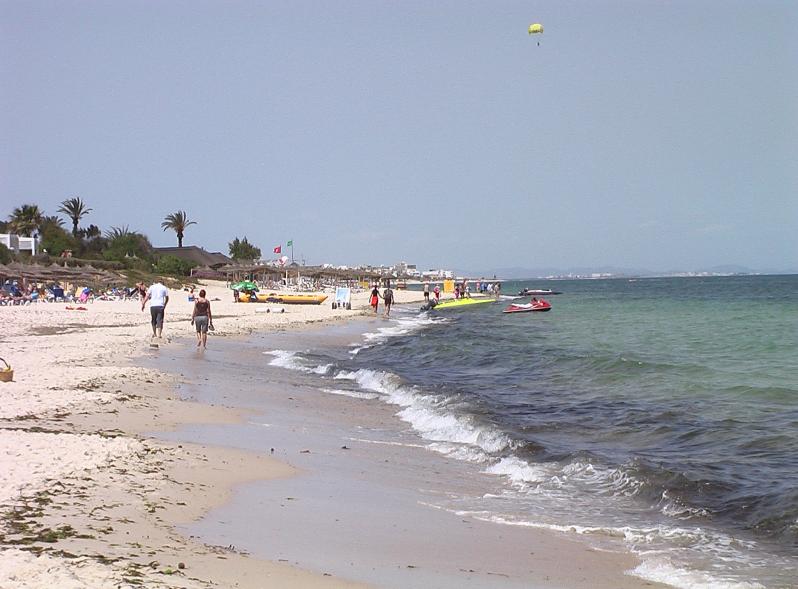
395;261;420;277
0;233;39;256
422;269;454;279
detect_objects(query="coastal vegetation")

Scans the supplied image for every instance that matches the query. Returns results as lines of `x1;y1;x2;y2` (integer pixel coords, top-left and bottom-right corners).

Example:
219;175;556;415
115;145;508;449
1;201;204;279
7;204;43;236
56;197;93;237
160;210;195;248
228;236;261;261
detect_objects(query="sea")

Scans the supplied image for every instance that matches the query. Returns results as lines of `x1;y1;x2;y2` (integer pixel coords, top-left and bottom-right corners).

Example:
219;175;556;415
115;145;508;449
248;275;798;588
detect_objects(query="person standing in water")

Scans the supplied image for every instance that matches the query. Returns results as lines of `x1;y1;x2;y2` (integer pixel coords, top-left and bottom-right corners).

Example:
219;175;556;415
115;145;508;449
141;281;169;339
191;289;213;349
423;281;430;302
370;284;381;314
383;283;394;317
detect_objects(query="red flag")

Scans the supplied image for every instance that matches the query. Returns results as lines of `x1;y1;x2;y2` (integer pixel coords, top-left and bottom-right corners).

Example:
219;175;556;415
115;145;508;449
273;245;281;254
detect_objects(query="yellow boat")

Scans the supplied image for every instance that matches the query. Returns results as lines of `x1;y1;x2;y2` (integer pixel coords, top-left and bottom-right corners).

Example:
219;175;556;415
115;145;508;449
429;296;495;311
239;292;328;305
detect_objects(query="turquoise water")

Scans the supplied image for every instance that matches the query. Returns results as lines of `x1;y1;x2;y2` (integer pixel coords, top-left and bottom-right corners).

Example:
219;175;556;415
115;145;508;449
338;275;798;587
236;274;797;587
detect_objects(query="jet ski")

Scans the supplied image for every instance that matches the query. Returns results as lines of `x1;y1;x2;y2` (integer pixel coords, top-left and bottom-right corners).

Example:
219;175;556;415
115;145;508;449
503;299;552;314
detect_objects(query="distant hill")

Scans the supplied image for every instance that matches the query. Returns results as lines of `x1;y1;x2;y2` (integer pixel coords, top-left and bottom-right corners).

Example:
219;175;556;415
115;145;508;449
459;264;797;279
462;266;652;279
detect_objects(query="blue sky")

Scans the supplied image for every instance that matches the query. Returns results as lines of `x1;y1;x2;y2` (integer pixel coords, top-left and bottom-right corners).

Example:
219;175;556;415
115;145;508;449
2;1;796;272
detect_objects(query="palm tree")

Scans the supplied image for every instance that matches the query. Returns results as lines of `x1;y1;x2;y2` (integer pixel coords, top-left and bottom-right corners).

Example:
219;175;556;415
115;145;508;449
104;225;132;240
8;204;44;236
42;215;65;228
161;210;196;248
57;197;93;237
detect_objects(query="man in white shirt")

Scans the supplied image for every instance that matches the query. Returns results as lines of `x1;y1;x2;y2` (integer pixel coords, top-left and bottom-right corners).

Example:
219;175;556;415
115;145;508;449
141;281;169;339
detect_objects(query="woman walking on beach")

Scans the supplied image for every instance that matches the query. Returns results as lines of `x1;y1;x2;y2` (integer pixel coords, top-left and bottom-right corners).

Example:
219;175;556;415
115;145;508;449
191;289;213;349
369;284;381;314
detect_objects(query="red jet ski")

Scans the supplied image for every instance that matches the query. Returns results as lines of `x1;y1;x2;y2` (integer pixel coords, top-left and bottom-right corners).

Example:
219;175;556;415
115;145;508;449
503;298;552;314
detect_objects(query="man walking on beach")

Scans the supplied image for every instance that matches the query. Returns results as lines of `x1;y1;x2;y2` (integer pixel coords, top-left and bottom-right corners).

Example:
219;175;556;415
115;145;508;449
383;283;394;317
141;281;169;339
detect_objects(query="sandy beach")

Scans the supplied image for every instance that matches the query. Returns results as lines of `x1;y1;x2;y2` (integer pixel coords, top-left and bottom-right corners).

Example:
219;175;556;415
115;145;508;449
1;281;666;588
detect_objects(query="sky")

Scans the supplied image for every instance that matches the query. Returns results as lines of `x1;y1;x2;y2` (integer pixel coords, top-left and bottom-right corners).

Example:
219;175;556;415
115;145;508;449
2;0;796;273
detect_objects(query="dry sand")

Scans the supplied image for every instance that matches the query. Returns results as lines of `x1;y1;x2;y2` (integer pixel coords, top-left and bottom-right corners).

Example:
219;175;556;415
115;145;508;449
0;281;664;588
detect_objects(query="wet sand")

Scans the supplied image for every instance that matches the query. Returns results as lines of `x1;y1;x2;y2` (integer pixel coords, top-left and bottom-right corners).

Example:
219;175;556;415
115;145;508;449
145;320;669;589
1;283;666;588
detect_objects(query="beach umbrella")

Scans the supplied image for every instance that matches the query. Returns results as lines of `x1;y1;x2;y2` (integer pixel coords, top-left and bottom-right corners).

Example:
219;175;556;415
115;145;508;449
231;280;258;291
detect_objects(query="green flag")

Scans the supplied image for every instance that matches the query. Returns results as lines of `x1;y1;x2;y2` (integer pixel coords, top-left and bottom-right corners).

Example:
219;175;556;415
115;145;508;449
287;240;293;247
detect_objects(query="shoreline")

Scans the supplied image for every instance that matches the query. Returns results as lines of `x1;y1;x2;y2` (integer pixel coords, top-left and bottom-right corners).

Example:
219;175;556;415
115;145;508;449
1;281;665;588
150;322;670;589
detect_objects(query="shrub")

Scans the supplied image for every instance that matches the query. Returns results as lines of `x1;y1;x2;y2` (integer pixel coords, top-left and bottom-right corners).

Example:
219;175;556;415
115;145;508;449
39;223;80;257
229;236;262;261
155;255;197;276
0;243;12;264
103;232;153;263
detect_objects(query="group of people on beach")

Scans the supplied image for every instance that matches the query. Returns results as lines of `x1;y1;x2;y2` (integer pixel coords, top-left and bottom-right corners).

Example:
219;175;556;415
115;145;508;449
0;279;147;305
140;281;214;349
420;280;501;302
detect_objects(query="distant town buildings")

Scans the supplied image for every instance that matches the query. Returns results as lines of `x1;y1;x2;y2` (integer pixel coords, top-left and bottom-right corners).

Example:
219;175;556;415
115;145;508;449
311;260;454;280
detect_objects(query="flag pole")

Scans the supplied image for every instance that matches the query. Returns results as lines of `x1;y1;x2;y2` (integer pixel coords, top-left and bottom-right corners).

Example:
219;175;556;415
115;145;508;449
290;241;294;264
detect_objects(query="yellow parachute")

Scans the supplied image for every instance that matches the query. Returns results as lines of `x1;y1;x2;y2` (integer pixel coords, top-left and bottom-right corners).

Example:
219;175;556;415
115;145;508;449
528;23;543;35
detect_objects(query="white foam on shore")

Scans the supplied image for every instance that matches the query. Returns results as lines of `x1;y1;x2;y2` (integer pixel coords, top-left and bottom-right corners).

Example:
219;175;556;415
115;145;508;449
346;437;428;449
264;350;331;375
484;456;551;484
362;314;442;344
629;558;766;589
350;312;445;355
320;388;380;400
443;510;771;589
334;367;512;457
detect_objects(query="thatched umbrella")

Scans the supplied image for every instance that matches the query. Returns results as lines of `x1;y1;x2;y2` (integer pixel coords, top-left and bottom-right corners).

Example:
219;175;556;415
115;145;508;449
98;271;126;286
46;263;82;281
0;262;51;281
22;264;57;280
80;264;107;277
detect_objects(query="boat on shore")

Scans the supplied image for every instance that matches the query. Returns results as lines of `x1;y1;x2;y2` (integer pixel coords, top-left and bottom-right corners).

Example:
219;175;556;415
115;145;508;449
239;292;328;305
422;297;495;311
